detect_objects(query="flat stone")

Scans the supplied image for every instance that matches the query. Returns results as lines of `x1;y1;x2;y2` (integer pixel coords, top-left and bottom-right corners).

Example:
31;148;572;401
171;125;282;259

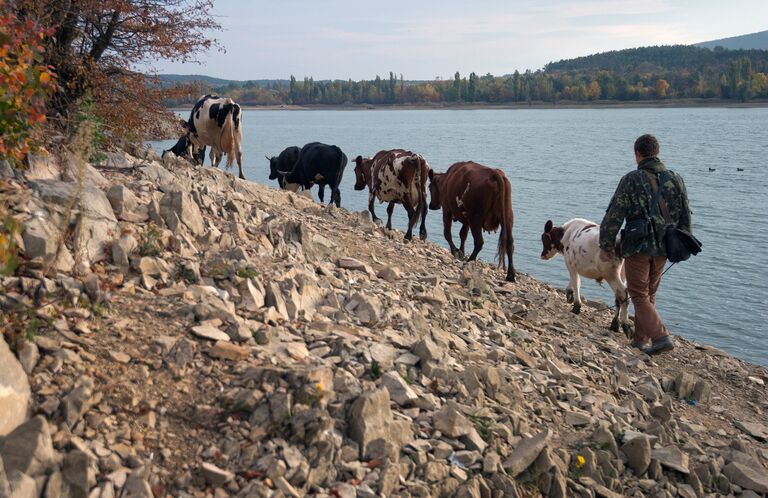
200;462;234;487
0;416;55;476
503;429;551;477
565;411;592;427
348;388;394;460
208;341;249;361
651;445;689;474
736;421;768;441
381;372;419;406
0;336;30;435
191;324;230;342
108;351;131;364
433;402;473;438
722;462;768;493
337;257;367;270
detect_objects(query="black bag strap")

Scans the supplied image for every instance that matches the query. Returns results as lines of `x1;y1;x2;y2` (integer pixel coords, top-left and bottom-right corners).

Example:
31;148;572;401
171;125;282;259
643;170;674;225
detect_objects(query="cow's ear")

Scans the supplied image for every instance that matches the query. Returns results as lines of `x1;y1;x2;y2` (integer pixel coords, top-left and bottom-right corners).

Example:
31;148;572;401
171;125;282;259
428;169;434;180
354;155;362;164
544;220;553;233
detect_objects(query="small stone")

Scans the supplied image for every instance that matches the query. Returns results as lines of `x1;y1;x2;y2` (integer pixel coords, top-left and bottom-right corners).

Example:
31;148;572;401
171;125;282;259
433;402;473;438
504;429;551;477
651;445;689;474
17;341;40;375
622;435;651;476
62;376;95;428
381;372;419;406
337;257;367;271
747;376;765;386
200;462;234;487
208;341;249;361
108;351;131;364
191;324;230;342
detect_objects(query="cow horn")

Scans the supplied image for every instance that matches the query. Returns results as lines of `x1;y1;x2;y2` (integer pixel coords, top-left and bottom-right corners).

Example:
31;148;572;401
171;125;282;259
265;155;270;161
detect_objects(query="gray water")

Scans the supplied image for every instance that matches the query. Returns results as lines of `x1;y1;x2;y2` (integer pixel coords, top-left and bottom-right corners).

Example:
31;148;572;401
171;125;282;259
152;108;768;366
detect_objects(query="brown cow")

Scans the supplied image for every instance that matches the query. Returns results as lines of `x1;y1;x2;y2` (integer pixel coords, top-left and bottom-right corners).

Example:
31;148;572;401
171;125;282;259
353;149;429;241
428;161;516;282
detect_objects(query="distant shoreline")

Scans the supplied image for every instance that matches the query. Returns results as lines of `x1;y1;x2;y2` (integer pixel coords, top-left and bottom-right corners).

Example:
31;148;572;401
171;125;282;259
170;99;768;112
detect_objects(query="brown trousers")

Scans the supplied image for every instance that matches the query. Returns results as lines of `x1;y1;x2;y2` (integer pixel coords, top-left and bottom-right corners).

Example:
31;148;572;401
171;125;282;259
624;254;670;343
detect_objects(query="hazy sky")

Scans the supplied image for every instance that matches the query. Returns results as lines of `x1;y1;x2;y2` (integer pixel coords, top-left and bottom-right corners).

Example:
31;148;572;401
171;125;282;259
148;0;768;80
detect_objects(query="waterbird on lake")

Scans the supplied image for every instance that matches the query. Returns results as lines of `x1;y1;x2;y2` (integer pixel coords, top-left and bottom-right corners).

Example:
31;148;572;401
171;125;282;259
737;168;744;171
708;168;716;172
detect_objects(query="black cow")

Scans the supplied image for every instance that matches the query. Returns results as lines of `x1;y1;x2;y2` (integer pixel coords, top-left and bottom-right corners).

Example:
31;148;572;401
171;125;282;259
267;146;301;189
273;142;347;207
162;135;205;164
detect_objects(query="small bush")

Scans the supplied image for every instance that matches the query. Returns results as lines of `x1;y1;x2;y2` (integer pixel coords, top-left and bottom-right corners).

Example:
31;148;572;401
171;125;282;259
139;223;163;256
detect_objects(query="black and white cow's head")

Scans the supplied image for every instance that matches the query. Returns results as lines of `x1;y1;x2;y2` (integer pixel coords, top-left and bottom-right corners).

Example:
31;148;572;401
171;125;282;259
541;220;565;260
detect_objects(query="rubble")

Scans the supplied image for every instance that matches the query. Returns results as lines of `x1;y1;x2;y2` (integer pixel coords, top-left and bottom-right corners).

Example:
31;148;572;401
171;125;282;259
1;145;766;498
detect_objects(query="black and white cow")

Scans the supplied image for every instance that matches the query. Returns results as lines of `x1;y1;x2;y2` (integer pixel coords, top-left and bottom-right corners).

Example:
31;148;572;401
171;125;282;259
273;142;347;207
161;134;205;164
541;218;630;335
187;95;245;179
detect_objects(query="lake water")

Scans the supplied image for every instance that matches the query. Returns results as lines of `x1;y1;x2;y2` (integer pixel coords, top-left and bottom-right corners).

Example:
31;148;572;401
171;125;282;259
151;108;768;366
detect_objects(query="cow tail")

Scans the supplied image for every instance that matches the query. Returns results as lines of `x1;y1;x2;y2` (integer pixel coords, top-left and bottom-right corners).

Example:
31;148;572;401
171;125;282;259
221;106;237;169
496;172;513;270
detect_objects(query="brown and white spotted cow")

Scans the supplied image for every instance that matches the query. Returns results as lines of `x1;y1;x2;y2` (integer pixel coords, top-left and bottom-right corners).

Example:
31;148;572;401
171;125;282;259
428;161;515;282
353;149;429;241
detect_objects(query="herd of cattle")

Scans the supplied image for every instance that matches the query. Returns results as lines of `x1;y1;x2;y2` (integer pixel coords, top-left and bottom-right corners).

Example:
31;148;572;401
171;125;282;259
164;96;631;331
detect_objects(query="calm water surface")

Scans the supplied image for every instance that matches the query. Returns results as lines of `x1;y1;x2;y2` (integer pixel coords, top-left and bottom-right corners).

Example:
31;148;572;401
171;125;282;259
152;108;768;366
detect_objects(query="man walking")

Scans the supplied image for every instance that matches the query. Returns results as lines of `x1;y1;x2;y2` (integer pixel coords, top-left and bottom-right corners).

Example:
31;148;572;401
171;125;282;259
599;134;692;355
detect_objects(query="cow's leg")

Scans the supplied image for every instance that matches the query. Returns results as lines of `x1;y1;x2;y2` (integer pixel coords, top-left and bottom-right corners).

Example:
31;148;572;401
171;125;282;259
458;224;469;254
386;202;395;230
467;223;484;261
368;192;380;223
606;273;631;336
330;180;341;208
442;210;460;257
567;268;582;314
418;192;428;240
237;150;245;180
403;199;419;241
318;184;326;204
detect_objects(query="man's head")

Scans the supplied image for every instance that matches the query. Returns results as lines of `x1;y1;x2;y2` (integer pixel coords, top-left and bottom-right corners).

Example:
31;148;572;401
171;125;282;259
634;134;660;163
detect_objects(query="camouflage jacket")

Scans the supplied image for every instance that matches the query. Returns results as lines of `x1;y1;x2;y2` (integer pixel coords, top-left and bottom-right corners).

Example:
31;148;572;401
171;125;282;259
600;157;692;257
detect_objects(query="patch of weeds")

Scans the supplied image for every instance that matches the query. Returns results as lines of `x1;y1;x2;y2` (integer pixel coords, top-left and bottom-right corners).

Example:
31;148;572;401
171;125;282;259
139;223;163;257
0;215;20;276
403;374;414;385
78;295;107;318
237;268;259;279
179;265;199;283
23;318;41;343
370;359;382;380
468;414;493;441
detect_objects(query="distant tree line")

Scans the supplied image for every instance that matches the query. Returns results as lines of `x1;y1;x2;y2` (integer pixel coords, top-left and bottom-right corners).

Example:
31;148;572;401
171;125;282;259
163;46;768;107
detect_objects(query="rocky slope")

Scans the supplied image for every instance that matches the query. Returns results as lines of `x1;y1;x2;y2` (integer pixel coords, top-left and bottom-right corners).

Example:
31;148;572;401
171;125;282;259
1;147;767;498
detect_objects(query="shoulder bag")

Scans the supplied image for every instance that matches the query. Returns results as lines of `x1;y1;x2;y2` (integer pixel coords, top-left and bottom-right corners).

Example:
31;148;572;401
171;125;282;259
644;171;703;263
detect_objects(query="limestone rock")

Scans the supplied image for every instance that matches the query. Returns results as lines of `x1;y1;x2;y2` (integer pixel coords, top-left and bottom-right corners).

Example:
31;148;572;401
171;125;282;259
200;462;234;487
412;337;446;363
106;184;140;217
621;435;651;476
0;416;55;476
381;372;419;406
504;429;551;477
191;325;230;342
433;402;473;438
21;215;74;272
160;189;205;236
651;445;689;474
62;376;96;428
348;388;396;459
722;462;768;493
208;341;249;361
0;336;30;436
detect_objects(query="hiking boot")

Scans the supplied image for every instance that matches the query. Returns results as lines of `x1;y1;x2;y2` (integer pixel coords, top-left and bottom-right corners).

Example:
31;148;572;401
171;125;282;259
641;335;674;356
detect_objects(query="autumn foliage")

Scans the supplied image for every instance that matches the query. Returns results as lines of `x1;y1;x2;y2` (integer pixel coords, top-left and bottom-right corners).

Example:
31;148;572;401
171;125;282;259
0;4;55;165
10;0;219;142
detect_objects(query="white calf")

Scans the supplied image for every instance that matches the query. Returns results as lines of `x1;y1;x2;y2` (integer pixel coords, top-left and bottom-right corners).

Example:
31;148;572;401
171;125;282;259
541;218;630;335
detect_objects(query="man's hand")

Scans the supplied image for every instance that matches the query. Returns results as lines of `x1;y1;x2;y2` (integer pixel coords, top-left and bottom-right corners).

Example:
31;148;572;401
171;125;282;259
599;249;614;262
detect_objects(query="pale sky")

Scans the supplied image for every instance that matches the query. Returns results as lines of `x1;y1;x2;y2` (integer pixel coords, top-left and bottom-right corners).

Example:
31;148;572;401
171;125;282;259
148;0;768;80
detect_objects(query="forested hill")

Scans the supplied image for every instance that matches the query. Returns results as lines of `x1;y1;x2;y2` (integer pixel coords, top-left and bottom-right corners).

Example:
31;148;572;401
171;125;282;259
696;30;768;51
162;45;768;106
545;45;768;73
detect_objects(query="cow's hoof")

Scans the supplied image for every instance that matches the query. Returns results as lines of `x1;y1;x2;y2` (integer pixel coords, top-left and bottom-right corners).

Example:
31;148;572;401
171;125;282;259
239;175;246;180
610;318;620;332
452;249;465;260
419;231;427;240
571;304;581;315
565;289;574;303
505;272;516;282
622;323;633;339
403;234;413;242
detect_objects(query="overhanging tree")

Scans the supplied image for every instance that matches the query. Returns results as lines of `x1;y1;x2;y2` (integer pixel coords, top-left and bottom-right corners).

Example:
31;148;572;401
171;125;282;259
11;0;220;139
